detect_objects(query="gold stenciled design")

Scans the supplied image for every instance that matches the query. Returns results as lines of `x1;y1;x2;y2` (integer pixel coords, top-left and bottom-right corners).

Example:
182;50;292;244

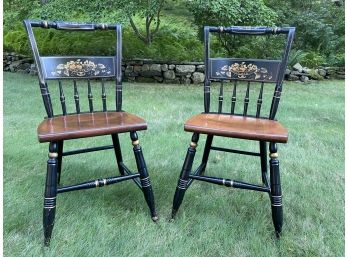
52;59;111;77
216;62;272;80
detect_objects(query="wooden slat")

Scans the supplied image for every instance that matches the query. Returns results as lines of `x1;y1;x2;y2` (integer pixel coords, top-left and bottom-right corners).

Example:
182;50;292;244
256;82;264;118
58;80;67;115
218;81;224;113
230;80;237;114
101;79;107;111
87;79;94;112
73;80;80;114
243;81;250;116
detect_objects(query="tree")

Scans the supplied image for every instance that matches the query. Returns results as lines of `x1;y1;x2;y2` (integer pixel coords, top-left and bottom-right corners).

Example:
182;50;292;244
124;0;165;45
187;0;278;58
40;0;166;45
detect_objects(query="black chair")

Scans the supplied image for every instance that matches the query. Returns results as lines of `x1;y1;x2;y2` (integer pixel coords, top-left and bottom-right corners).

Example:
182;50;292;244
24;20;158;246
171;26;295;236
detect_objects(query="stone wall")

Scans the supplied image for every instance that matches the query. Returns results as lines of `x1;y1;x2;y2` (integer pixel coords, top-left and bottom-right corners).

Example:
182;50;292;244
3;52;345;83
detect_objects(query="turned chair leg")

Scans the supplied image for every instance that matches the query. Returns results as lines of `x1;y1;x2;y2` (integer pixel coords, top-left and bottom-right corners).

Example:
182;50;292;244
171;133;199;218
112;133;125;176
259;141;268;186
57;140;63;184
130;132;158;221
200;135;213;176
269;142;283;237
43;142;59;246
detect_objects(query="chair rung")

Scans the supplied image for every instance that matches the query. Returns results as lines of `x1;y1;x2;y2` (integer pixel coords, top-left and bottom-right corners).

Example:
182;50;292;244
57;173;140;193
210;146;260;156
187;163;206;188
189;174;270;193
119;162;142;189
62;145;114;156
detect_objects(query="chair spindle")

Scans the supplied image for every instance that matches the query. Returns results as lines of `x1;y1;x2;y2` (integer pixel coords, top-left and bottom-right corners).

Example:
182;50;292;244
256;82;264;118
218;81;224;113
58;80;67;115
101;79;107;111
87;79;94;113
243;81;250;116
73;80;80;114
230;80;237;114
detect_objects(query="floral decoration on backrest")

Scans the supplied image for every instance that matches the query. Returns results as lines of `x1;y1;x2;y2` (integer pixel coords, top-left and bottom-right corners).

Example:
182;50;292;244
51;59;112;77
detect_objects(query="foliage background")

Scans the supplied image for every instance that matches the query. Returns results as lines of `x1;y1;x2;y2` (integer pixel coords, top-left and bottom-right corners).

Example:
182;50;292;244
3;0;345;66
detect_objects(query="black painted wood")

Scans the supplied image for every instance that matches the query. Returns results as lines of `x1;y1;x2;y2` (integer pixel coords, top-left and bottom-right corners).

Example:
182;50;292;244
62;145;114;156
43;142;58;246
256;82;264;118
269;142;283;236
58;81;67;115
189;174;270;193
172;25;294;237
73;80;80;114
203;25;295;120
172;133;199;218
111;134;124;176
57;173;140;193
259;141;268;187
230;80;237;114
243;81;250;116
41;56;115;79
218;81;224;113
186;163;206;188
57;141;64;184
24;20;157;246
130;132;158;221
101;79;107;112
87;79;93;112
119;162;142;189
210;58;281;83
210;146;260;156
200;135;213;176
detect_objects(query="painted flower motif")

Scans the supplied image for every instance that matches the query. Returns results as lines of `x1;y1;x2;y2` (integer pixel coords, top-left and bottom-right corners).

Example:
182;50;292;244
51;59;111;77
216;62;272;80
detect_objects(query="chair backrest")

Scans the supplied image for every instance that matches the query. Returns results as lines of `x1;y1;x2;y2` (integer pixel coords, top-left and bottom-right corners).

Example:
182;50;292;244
23;20;122;118
203;26;295;120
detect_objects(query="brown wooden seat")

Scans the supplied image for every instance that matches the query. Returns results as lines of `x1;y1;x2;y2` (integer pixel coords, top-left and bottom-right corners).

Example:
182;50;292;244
184;113;288;143
38;112;147;142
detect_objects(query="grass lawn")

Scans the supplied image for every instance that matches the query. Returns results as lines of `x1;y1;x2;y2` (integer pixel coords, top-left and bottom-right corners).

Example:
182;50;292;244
3;73;344;256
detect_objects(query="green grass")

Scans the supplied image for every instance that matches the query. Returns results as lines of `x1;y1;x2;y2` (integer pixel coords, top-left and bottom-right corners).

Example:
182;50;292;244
3;73;344;256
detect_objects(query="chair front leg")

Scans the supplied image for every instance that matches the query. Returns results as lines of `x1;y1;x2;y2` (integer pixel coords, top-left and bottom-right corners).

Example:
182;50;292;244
130;132;158;221
112;133;125;176
200;134;213;176
171;133;199;218
43;142;58;246
57;140;63;184
269;142;283;237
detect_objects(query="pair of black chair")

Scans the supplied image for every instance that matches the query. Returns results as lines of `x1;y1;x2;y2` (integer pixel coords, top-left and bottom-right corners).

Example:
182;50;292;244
24;20;295;246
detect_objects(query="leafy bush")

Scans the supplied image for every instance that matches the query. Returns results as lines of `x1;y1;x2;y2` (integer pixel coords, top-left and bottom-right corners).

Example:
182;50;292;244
301;52;326;68
4;23;203;61
288;50;307;67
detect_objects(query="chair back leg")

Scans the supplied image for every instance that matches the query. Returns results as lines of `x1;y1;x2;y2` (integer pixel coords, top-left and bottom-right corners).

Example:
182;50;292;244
43;142;58;246
130;132;158;221
112;134;125;176
200;135;213;176
172;133;199;218
57;141;64;184
269;142;283;236
259;141;268;186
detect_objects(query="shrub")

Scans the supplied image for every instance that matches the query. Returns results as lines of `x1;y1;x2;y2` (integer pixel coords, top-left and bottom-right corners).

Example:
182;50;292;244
301;52;326;68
